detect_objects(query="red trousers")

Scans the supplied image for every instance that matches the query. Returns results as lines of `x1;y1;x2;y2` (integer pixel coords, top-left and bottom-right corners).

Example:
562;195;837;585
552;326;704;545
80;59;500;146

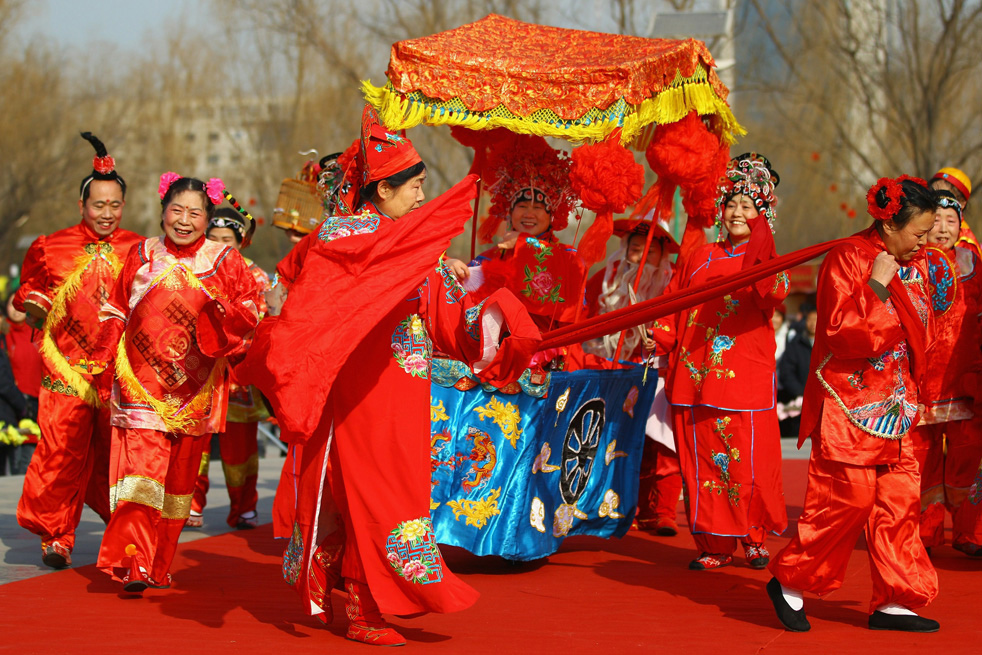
635;439;682;526
769;438;938;613
910;418;982;546
17;388;112;551
190;421;259;527
97;427;208;583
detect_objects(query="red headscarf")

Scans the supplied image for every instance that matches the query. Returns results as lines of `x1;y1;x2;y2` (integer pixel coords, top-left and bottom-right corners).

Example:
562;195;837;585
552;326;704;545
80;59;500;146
359;105;422;185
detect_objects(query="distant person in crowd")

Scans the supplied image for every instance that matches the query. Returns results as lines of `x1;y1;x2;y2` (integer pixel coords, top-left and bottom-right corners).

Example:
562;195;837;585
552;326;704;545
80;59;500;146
652;153;789;571
767;175;940;633
776;303;817;438
1;289;41;474
15;133;143;569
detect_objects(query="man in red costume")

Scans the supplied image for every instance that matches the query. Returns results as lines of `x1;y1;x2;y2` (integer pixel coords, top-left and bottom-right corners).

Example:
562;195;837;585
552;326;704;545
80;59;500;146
767;176;940;633
238;106;539;646
15;133;143;569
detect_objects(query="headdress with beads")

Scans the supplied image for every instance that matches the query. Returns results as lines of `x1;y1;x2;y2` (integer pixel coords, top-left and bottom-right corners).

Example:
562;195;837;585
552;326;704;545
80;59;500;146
715;152;779;230
477;133;576;243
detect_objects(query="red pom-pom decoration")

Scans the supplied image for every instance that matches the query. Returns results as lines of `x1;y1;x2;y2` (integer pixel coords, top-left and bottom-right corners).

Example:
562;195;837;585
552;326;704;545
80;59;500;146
866;177;904;221
93;154;115;175
569;136;645;265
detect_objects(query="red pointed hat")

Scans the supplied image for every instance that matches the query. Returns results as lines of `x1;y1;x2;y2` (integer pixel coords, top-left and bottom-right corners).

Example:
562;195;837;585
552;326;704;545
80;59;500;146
360;104;422;185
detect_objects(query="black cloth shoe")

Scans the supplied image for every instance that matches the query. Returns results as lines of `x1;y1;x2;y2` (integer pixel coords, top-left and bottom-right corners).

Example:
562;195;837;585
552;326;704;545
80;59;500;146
868;611;939;633
766;577;810;632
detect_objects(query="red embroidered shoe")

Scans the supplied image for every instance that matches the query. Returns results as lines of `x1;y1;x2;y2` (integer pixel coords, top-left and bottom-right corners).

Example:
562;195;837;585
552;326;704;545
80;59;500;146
122;561;149;594
744;544;771;569
344;580;406;647
41;541;71;569
688;552;733;570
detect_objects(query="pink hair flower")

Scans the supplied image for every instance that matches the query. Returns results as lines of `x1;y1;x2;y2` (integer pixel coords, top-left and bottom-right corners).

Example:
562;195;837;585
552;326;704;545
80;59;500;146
205;178;226;205
158;171;181;199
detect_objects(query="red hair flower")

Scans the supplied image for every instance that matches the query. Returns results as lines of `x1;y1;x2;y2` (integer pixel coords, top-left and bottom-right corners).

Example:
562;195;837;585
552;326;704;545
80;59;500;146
205;178;225;205
897;174;927;187
866;177;903;221
158;171;181;199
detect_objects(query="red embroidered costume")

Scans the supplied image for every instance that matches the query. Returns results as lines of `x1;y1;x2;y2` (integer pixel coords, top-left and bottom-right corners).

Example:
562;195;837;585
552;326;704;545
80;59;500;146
653;154;789;568
94;232;261;587
16;133;143;567
238;107;538;645
768;177;940;632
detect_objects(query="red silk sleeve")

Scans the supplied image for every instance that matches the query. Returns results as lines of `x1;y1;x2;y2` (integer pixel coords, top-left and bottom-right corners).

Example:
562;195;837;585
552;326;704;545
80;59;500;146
14;236;49;313
820;245;905;360
197;248;262;358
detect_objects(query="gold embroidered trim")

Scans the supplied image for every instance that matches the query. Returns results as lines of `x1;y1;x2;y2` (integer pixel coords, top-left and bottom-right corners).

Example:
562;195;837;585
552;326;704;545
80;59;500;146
161;493;193;520
40;249;122;408
222;453;259;488
113;475;165;512
197;452;211;476
814;353;906;440
41;375;79;397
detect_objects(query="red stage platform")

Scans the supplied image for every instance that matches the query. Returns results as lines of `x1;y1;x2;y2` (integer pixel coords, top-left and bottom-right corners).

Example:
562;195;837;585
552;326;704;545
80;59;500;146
2;458;977;653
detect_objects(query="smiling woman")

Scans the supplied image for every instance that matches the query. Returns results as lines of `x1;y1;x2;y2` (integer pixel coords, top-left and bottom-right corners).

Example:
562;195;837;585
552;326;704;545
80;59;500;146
651;152;789;573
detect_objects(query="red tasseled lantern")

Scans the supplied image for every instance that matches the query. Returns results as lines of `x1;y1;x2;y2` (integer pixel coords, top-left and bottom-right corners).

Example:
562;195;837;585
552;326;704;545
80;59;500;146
642;112;729;231
811;152;821;161
829;184;838;193
847;209;857;219
569;135;645;265
840;202;848;211
248;198;257;206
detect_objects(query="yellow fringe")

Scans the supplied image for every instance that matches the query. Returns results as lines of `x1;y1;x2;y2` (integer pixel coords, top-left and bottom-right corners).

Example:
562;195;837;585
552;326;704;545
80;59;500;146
39;250;123;408
362;78;746;146
112;262;226;434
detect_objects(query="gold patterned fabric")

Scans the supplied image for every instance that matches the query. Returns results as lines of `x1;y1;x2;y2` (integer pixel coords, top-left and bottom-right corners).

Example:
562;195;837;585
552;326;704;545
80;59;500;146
366;14;742;146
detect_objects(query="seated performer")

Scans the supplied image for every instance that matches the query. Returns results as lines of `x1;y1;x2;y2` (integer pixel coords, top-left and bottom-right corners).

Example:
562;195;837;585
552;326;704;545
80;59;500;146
652;153;789;571
187;208;270;530
910;190;982;554
238;106;539;646
767;175;940;633
90;175;262;592
447;134;585;333
16;133;143;569
583;215;682;534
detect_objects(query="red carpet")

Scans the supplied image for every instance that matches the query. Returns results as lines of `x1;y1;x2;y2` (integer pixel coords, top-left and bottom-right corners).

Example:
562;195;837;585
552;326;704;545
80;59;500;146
3;458;979;654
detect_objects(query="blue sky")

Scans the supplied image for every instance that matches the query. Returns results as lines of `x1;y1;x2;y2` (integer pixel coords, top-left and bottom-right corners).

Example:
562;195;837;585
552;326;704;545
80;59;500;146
20;0;202;49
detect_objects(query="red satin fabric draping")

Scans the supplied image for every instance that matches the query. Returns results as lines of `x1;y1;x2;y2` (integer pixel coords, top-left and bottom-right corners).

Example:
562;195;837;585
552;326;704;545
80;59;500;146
98;428;209;583
769;439;938;613
17;389;112;549
538;237;843;351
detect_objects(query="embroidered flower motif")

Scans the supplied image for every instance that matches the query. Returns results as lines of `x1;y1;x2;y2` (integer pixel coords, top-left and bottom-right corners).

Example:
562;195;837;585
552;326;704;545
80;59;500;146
530;270;555;297
712;452;730;473
402;353;428;375
391;314;432;378
397;518;429;544
401;558;428;582
711;335;734;355
386;551;402;566
409;316;425;338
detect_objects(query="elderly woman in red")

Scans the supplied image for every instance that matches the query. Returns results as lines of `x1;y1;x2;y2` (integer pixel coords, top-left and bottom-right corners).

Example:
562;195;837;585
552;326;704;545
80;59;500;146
90;175;262;592
652;153;790;571
767;176;940;633
911;191;982;555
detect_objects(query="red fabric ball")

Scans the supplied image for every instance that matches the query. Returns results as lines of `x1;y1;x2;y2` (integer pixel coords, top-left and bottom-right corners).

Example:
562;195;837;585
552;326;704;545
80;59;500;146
569;139;644;214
